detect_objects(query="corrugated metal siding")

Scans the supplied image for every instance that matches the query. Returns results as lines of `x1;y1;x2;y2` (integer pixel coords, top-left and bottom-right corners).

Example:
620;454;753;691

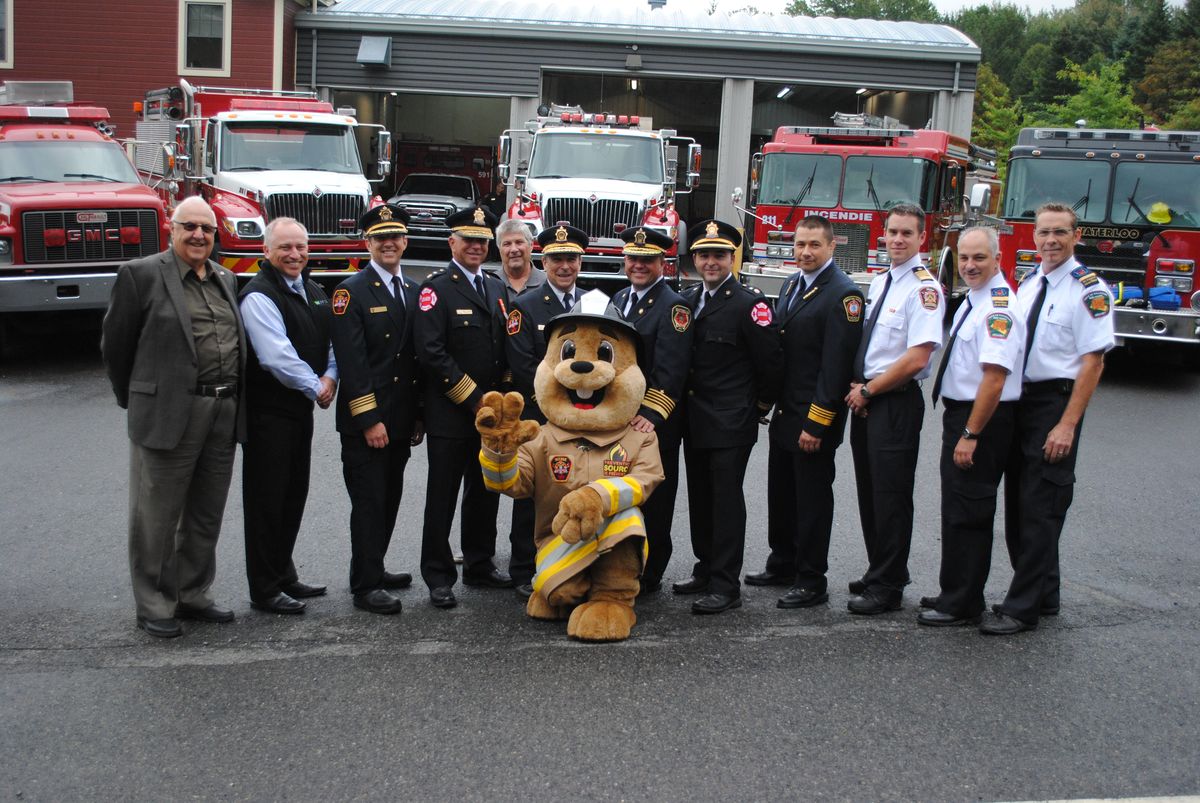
298;30;974;96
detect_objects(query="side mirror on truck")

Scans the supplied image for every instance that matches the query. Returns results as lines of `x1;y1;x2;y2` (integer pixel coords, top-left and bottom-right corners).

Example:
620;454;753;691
374;130;392;181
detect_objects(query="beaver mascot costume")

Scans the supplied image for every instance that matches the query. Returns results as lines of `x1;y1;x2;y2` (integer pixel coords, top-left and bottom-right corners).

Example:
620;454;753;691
476;290;664;642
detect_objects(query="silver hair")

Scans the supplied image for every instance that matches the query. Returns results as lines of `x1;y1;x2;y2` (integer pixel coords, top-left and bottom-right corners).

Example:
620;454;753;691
171;195;214;222
264;216;308;248
959;225;1000;256
495;218;533;243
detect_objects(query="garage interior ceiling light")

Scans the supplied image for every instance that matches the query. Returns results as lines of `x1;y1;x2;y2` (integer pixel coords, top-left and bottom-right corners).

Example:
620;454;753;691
776;86;793;100
856;87;869;95
357;35;392;66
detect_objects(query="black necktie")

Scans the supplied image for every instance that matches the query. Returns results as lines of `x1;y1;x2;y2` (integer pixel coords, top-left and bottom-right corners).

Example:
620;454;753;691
1023;275;1048;371
789;277;808;314
562;290;573;312
474;274;487;304
391;276;405;327
853;270;894;379
624;292;639;319
931;296;972;406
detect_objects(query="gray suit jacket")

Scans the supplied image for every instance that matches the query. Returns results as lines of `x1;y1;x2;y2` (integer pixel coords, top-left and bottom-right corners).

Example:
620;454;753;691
101;249;247;449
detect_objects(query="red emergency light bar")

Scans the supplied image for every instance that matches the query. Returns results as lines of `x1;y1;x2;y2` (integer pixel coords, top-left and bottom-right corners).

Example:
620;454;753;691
558;112;640;127
226;98;334;113
0;105;111;123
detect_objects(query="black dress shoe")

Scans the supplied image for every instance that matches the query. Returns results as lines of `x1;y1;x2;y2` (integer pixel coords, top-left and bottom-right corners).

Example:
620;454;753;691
848;577;868;595
917;609;981;627
692;592;742;615
280;580;326;599
429;585;458;609
992;602;1059;617
639;575;662;595
137;617;182;638
463;567;513;588
777;586;829;609
847;591;902;615
515;583;533;600
175;603;235;623
353;589;402;615
382;571;413;590
980;612;1036;635
919;595;939;609
671;576;710;595
251;592;306;615
744;569;791;587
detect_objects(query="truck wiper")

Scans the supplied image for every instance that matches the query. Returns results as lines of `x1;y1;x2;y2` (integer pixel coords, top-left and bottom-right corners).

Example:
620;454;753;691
866;166;883;212
1071;179;1091;218
228;165;270;171
1124;177;1170;247
532;174;567;179
63;173;122;182
782;162;818;230
0;175;51;183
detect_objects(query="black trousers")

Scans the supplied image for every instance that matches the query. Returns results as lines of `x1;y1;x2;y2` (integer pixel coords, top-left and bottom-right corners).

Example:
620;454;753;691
683;441;754;595
850;383;924;597
340;428;411;595
641;421;682;585
764;441;838;592
1001;385;1083;623
420;434;501;589
508;497;536;586
935;399;1015;618
243;409;313;602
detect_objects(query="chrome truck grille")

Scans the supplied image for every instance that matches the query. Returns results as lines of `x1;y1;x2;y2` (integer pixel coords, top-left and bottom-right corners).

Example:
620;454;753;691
22;209;161;264
544;198;640;239
833;223;870;274
263;193;365;237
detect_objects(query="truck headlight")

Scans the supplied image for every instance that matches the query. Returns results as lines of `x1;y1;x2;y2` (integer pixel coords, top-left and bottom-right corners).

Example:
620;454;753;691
236;220;263;238
1174;277;1193;292
0;239;11;264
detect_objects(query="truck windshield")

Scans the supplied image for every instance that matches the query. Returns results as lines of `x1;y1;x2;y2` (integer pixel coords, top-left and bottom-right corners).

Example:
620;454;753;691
529;133;663;183
221;122;361;174
842;156;937;211
0;141;140;183
758;153;841;209
1003;157;1109;223
397;174;475;198
1111;161;1200;228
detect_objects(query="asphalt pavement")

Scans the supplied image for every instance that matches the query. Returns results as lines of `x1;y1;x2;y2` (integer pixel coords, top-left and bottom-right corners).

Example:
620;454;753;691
1;325;1198;802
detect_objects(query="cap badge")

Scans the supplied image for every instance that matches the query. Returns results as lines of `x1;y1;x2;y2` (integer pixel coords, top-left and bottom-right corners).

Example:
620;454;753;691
556;226;568;242
634;229;647;246
379;206;393;221
706;221;719;239
473;208;486;225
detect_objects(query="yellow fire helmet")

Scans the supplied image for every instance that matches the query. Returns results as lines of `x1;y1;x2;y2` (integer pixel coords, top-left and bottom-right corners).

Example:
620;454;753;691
1147;201;1172;225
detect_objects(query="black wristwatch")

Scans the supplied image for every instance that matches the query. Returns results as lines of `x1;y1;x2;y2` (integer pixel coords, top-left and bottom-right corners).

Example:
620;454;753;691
859;385;873;399
961;427;978;441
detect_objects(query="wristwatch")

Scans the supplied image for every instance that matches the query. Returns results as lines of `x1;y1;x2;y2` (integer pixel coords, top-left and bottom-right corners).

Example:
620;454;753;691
961;427;978;440
859;385;873;399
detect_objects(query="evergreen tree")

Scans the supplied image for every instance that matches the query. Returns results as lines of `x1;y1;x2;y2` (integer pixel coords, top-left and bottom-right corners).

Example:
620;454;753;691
971;65;1021;180
1030;60;1143;129
1136;39;1200;122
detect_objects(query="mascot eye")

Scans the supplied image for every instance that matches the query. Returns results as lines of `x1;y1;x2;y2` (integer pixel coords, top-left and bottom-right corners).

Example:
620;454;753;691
597;340;615;363
560;340;576;361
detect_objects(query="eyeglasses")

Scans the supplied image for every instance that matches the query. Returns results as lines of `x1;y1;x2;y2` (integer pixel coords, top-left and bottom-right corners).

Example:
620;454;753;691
1034;228;1073;238
174;221;217;235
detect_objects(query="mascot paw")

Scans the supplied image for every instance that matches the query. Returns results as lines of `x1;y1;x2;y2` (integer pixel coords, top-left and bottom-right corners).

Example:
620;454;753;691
476;391;540;454
526;590;570;621
567;600;636;642
552;487;605;545
545;574;590;608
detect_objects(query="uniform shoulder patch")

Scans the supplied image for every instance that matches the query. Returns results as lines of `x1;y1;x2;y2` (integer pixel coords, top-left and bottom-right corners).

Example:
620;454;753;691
914;267;936;282
671;304;692;332
418;286;438;311
549;455;572;482
990;286;1010;308
843;295;863;323
918;286;940;311
986;312;1013;339
506;308;522;336
331;287;350;316
1071;266;1099;287
1083;289;1111;318
750;300;773;327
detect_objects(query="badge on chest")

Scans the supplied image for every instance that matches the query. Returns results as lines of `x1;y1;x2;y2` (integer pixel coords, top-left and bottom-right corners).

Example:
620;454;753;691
550;455;572;482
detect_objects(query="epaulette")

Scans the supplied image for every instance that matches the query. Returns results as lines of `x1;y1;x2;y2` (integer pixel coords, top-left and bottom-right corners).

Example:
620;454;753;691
913;267;936;282
427;269;445;279
1070;265;1099;287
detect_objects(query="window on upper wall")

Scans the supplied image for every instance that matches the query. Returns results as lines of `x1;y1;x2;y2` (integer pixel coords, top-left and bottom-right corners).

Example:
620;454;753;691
179;0;232;77
0;0;13;69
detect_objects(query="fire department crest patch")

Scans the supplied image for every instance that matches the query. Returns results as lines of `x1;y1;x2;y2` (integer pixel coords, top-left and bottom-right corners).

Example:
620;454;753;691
331;288;350;316
843;296;863;322
919;287;939;310
672;304;691;332
506;309;522;336
603;443;631;477
986;312;1012;339
750;300;773;327
1083;290;1111;318
550;455;572;482
419;287;437;311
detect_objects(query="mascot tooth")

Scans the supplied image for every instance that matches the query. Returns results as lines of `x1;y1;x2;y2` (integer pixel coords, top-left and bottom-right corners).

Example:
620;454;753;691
475;290;664;642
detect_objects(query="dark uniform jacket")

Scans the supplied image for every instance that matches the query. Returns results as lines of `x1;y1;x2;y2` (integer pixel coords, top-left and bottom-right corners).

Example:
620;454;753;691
414;262;508;438
682;276;783;448
239;260;332;419
504;285;572;424
329;265;422;438
611;280;693;429
769;263;864;452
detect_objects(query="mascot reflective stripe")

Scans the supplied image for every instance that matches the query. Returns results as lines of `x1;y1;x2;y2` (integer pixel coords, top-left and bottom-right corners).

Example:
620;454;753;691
591;477;644;514
532;508;650;597
479;449;519;492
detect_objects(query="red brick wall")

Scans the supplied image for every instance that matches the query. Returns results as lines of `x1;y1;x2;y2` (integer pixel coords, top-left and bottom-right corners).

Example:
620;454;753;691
3;0;286;138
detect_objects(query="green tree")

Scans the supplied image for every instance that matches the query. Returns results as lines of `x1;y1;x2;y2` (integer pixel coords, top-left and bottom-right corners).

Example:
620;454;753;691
1166;97;1200;129
971;65;1021;180
784;0;940;23
1010;41;1057;111
1029;60;1143;129
1136;38;1200;122
1115;0;1172;87
948;3;1028;86
1179;0;1200;39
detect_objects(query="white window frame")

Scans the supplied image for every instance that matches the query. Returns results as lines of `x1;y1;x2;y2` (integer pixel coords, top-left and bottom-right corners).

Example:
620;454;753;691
178;0;232;78
0;0;14;70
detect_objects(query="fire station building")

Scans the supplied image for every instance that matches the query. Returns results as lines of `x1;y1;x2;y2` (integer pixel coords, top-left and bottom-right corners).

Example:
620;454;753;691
294;0;981;221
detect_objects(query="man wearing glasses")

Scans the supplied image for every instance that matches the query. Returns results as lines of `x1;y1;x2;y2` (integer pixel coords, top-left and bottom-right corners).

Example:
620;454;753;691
102;196;246;638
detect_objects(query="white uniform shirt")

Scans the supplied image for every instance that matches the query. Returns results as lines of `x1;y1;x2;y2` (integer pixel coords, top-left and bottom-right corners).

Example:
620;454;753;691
861;256;945;380
1019;256;1115;382
940;271;1025;402
370;261;406;304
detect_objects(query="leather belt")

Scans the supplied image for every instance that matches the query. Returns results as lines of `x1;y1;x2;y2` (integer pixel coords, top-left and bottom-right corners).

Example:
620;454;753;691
195;383;238;398
1023;379;1074;395
856;378;918;397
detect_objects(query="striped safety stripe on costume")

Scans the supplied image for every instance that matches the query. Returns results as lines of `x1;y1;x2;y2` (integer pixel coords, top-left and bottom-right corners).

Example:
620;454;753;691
590;476;644;515
532;507;649;597
479;449;519;493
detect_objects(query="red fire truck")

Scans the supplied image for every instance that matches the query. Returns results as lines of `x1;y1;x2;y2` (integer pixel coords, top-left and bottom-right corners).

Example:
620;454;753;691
999;126;1200;356
738;113;998;300
0;81;169;343
392;141;494;199
132;80;391;284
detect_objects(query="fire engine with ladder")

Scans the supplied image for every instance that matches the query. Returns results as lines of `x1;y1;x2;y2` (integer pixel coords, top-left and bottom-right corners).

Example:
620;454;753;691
131;80;391;284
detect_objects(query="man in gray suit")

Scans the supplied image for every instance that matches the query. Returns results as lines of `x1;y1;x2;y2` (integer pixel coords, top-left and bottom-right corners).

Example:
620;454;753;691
102;196;247;638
